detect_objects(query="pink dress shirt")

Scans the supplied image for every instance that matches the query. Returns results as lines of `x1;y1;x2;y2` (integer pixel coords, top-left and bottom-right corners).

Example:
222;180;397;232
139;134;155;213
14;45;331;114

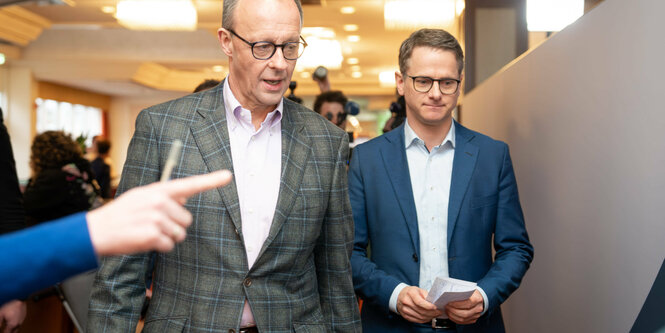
223;79;282;328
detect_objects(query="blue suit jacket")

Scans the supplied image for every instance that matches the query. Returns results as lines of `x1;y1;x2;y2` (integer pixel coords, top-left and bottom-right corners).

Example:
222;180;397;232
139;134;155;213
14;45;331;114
0;212;98;303
349;121;534;332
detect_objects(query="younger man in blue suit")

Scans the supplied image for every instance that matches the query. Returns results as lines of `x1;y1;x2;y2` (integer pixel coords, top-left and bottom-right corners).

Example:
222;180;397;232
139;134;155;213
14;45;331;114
349;29;534;332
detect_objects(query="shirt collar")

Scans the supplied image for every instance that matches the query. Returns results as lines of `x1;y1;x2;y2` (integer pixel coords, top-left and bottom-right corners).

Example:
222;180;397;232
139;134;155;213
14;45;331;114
223;77;283;132
404;119;456;150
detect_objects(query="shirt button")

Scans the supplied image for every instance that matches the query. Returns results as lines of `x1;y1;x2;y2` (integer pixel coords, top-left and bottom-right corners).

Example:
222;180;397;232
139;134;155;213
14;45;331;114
244;278;252;287
248;209;254;214
431;217;435;221
430;186;434;191
249;172;255;177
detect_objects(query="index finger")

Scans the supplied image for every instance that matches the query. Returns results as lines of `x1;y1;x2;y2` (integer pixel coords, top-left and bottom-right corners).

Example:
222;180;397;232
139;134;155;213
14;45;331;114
162;170;233;199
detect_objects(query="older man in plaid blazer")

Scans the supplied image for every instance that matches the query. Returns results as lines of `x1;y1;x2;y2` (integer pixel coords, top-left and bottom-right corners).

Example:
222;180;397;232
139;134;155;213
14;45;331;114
87;0;361;332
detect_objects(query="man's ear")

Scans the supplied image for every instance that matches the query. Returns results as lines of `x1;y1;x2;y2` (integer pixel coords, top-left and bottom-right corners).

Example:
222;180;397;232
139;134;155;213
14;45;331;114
395;71;405;96
218;28;233;57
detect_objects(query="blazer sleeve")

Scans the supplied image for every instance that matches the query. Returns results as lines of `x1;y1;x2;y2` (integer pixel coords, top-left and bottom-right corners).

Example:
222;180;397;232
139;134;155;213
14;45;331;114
477;144;534;313
0;212;97;304
87;110;159;332
348;145;403;313
313;133;362;332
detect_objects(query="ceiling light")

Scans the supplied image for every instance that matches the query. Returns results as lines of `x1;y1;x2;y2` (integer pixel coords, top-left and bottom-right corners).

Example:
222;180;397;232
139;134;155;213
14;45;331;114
300;72;311;79
351;71;362;79
347;57;359;65
301;27;336;39
212;65;224;72
340;6;355;14
0;53;5;66
297;37;343;70
101;6;116;14
456;0;465;16
384;0;455;30
343;24;358;32
347;35;360;42
379;70;396;87
527;0;583;31
350;65;361;72
116;0;197;31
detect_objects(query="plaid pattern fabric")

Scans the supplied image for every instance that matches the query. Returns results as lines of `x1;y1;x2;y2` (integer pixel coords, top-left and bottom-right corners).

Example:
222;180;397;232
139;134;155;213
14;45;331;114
87;83;361;333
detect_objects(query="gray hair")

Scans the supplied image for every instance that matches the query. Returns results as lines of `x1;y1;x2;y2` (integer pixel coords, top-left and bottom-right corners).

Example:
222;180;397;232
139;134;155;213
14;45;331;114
398;28;464;75
222;0;304;30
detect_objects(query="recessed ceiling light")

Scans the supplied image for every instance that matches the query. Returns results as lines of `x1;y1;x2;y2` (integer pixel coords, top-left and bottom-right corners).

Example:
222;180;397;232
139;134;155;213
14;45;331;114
101;5;115;14
340;6;356;14
351;71;362;78
343;24;358;32
300;71;311;79
0;53;5;66
350;65;361;72
347;57;359;65
347;35;360;42
212;65;224;72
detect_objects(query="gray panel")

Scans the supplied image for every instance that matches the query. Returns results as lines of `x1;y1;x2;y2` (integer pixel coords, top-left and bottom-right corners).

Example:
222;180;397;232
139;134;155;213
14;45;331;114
462;0;665;332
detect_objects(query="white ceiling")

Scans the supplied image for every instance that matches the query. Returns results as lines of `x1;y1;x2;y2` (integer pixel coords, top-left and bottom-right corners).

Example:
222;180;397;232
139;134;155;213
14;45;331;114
3;0;458;98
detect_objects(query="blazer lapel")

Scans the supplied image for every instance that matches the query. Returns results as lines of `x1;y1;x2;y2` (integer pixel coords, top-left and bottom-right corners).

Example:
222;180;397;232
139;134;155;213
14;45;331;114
190;83;243;234
447;121;478;246
381;125;419;253
258;102;311;255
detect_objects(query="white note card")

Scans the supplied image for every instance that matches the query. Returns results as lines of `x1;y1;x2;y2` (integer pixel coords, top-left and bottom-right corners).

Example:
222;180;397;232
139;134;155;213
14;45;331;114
426;276;477;316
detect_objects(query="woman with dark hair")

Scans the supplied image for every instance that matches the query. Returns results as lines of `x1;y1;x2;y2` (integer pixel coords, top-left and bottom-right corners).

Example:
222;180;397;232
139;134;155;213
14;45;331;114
24;131;102;226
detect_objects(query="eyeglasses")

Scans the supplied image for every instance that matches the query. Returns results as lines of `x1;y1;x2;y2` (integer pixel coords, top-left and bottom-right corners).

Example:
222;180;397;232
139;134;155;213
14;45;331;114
228;29;307;60
408;75;461;95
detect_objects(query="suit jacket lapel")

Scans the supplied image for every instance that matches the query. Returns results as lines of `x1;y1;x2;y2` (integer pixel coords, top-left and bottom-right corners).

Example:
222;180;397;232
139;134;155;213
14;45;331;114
381;125;420;253
190;82;243;234
447;121;478;246
258;101;311;256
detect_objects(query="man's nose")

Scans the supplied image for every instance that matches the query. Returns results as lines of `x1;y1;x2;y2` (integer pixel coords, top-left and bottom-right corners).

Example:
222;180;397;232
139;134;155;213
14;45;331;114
268;47;289;70
428;81;443;99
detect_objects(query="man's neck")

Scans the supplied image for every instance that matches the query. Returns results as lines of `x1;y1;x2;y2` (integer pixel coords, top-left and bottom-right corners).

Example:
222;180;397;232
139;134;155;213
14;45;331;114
407;118;453;152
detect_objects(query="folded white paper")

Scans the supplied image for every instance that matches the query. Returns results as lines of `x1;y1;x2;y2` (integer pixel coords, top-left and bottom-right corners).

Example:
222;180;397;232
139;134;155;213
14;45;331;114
426;276;477;317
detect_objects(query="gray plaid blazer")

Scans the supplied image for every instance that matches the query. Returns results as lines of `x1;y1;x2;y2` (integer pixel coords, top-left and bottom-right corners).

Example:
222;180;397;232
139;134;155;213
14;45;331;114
87;82;361;333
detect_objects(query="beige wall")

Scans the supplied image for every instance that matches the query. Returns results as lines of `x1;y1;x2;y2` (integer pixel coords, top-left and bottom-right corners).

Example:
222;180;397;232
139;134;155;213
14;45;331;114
461;0;665;331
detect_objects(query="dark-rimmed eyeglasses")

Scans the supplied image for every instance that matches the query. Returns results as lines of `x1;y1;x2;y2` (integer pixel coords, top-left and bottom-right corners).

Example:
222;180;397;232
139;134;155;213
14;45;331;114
408;75;461;95
228;29;307;60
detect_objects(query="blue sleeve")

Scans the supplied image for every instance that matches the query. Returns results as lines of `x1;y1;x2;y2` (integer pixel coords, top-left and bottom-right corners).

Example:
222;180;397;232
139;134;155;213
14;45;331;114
0;212;99;303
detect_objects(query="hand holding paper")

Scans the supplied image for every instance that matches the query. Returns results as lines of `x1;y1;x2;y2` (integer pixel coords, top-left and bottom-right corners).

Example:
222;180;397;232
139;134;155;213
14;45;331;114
425;276;484;324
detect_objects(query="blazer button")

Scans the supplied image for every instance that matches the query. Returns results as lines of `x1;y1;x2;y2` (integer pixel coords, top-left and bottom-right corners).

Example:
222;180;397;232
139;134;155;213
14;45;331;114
244;278;252;287
412;253;419;262
234;228;239;235
228;330;235;333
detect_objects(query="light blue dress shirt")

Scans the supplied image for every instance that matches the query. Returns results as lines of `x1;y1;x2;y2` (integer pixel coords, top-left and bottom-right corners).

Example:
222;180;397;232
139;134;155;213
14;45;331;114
389;120;488;316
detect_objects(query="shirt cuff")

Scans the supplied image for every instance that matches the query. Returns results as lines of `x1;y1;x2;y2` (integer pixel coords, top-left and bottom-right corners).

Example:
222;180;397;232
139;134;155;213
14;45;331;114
389;283;409;314
477;286;489;315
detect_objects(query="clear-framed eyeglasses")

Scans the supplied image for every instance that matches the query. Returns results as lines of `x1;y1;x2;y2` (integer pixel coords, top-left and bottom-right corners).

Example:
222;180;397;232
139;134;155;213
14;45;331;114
228;29;307;60
408;75;461;95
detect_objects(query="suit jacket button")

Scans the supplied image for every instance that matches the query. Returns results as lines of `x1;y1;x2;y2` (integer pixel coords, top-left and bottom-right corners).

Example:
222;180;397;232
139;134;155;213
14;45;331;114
244;278;252;287
412;253;418;262
228;330;235;333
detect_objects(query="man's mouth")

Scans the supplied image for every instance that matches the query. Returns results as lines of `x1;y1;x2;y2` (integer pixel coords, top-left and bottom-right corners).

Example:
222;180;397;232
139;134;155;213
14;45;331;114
264;79;282;85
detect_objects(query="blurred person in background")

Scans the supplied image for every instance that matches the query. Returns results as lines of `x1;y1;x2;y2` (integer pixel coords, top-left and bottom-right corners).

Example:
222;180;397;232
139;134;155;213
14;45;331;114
194;79;221;93
91;139;112;199
23;131;102;227
313;90;349;130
